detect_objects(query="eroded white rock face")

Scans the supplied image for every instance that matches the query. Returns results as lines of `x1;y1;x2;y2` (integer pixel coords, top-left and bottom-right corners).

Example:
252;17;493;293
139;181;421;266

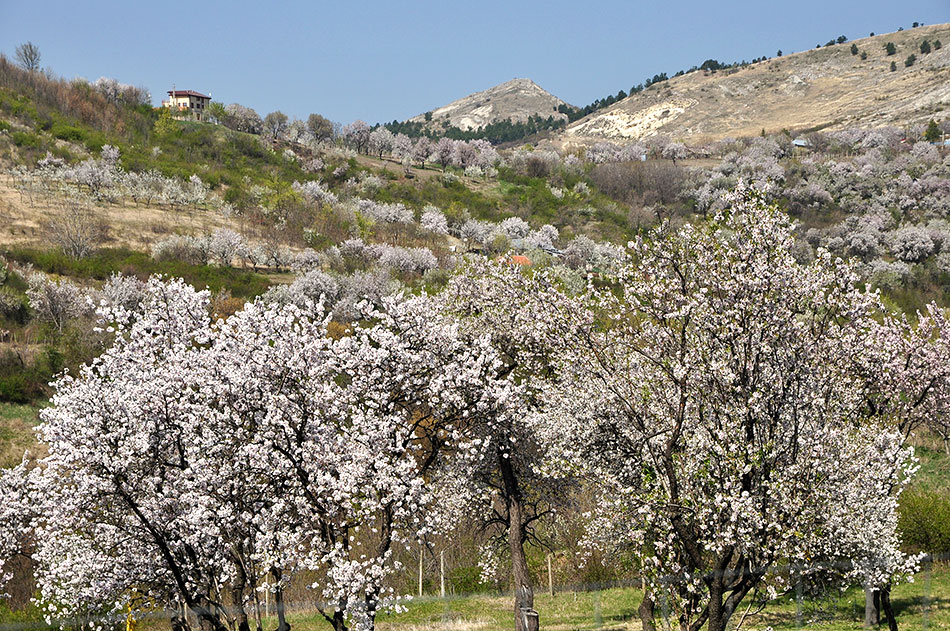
566;99;695;140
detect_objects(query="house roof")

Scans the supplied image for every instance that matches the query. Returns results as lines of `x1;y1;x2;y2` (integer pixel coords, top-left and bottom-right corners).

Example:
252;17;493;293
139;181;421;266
167;90;210;99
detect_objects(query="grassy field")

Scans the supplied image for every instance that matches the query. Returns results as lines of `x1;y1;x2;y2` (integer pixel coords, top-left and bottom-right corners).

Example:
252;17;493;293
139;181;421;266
239;565;949;631
0;401;40;467
1;568;946;631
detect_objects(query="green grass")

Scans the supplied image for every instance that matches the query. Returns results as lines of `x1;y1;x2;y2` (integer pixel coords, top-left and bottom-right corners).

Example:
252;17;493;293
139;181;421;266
2;248;272;299
753;565;950;630
0;401;40;467
241;566;950;631
914;443;950;492
238;565;950;631
2;568;948;631
244;588;641;631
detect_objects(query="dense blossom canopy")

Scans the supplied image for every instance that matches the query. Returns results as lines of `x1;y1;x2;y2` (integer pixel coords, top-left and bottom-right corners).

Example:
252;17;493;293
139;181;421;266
539;186;925;631
7;278;517;631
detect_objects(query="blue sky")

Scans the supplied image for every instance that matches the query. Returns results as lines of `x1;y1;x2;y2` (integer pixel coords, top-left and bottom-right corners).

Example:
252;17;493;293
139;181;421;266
1;1;946;125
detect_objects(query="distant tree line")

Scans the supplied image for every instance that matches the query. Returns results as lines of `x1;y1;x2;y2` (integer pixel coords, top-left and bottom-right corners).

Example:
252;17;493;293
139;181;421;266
561;52;783;126
383;113;568;144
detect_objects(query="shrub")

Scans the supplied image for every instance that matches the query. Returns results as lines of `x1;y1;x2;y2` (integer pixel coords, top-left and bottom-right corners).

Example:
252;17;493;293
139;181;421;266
898;489;950;554
0;287;28;324
0;347;64;403
82;131;107;152
888;225;934;262
10;131;40;147
50;124;85;142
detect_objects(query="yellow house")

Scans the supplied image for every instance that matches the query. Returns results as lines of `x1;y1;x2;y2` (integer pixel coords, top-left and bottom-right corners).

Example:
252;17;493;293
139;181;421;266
162;89;211;120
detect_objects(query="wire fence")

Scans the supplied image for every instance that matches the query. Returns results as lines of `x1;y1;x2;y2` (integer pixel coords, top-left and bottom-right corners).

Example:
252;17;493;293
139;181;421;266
1;553;947;631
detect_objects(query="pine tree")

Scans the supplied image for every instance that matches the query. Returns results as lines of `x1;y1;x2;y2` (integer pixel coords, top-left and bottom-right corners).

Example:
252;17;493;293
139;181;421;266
924;119;941;143
153;107;179;138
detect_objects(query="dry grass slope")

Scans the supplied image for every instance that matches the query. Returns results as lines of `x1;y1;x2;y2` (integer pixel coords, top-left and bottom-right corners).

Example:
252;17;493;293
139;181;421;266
557;23;950;146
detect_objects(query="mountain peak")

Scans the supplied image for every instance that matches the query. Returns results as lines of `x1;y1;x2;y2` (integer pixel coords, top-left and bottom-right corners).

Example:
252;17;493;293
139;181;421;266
409;78;570;131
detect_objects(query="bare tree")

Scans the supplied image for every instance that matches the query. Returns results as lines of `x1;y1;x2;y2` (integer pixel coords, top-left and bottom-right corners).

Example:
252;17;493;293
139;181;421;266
44;200;107;258
263;111;289;140
14;42;41;72
26;273;88;333
307;113;334;141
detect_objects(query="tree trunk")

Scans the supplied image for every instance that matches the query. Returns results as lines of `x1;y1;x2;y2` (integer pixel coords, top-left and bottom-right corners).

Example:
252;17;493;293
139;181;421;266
231;562;251;631
233;587;251;631
865;587;880;628
880;584;898;631
510;517;533;631
331;609;347;631
706;581;727;631
499;449;534;631
192;601;228;631
638;588;657;631
273;580;290;631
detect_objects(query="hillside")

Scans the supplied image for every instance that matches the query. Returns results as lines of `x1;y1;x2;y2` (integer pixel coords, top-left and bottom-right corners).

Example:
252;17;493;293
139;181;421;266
556;23;950;147
407;78;571;131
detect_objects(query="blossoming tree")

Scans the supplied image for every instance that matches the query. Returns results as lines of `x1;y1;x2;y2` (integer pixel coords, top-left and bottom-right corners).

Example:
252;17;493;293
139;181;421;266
15;277;514;631
433;259;585;631
541;186;920;631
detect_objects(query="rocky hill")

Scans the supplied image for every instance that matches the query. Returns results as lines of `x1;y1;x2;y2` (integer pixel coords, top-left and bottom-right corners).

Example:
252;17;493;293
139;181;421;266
408;78;571;131
555;23;950;147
